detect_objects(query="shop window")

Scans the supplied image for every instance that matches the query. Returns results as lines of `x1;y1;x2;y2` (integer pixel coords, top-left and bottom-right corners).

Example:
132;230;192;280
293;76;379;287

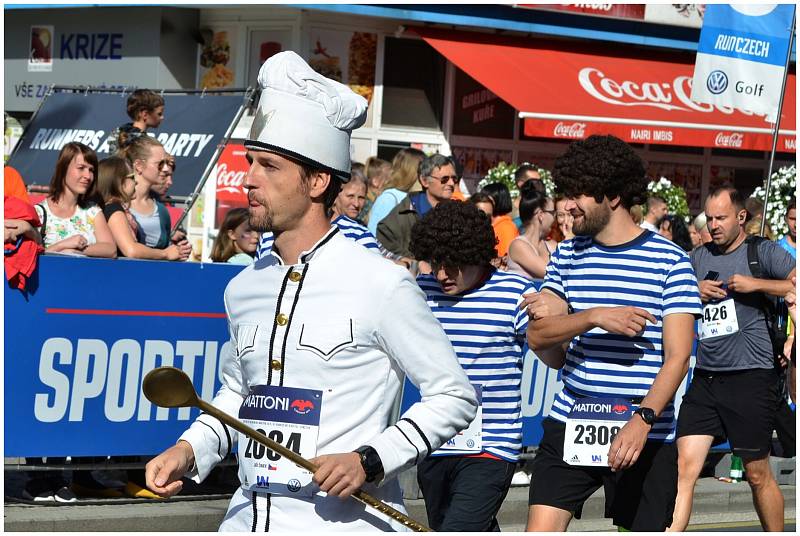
711;148;765;159
649;144;704;155
381;37;445;129
376;140;411;162
451;67;514;139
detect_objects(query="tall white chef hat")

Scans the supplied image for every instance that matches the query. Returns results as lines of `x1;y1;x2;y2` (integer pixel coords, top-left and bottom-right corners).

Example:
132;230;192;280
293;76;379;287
245;51;368;182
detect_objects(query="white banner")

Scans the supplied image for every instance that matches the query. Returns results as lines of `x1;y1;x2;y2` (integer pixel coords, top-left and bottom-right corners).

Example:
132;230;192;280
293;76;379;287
691;4;795;121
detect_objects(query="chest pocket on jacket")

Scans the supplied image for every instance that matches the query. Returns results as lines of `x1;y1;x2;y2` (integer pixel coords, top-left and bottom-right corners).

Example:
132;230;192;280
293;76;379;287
237;323;260;357
297;319;356;361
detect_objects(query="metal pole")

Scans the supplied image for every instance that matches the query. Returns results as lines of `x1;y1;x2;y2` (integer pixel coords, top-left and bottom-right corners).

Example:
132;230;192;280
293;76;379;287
760;9;796;237
170;88;255;233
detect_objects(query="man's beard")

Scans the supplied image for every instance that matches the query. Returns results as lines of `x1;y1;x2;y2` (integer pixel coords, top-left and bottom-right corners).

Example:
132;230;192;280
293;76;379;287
247;199;273;233
573;204;611;237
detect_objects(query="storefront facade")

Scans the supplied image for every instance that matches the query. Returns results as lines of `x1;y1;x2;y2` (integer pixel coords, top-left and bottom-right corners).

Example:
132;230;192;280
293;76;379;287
6;4;796;215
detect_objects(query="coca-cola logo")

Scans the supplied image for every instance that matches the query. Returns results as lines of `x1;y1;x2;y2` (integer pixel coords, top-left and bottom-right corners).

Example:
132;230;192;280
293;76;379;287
553;122;587;138
216;162;247;194
577;67;758;117
715;132;744;148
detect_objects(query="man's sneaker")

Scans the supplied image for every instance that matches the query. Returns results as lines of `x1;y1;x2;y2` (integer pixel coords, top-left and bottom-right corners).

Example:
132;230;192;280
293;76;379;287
53;486;78;503
22;489;55;502
511;470;531;486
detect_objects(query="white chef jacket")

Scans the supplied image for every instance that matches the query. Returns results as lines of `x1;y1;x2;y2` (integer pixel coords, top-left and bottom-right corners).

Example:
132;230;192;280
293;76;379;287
179;227;477;532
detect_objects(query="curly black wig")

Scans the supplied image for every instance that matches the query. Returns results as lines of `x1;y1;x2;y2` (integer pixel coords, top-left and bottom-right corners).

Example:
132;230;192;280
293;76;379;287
410;200;498;267
553;134;647;209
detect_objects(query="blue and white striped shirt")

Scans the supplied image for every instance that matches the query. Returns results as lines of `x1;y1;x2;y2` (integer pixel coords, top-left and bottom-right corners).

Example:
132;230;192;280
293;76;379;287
542;231;701;441
257;215;380;260
418;269;537;462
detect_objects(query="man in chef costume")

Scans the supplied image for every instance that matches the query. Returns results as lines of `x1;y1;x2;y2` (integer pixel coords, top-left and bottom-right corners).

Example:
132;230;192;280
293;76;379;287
145;51;477;532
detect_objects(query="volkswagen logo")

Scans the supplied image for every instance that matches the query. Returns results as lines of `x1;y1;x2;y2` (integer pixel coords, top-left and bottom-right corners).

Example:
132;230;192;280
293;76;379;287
707;70;728;94
287;479;301;492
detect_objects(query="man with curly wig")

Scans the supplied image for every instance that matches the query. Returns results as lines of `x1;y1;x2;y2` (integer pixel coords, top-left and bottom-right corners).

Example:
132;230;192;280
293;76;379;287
410;200;537;531
523;135;701;532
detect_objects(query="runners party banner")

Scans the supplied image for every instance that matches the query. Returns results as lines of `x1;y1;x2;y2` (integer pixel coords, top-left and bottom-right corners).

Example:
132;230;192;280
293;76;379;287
7;91;243;197
5;256;244;456
692;4;796;119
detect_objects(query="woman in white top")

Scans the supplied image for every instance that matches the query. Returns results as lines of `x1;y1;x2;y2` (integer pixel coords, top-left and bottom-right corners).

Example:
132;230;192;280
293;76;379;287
506;181;556;280
34;142;116;258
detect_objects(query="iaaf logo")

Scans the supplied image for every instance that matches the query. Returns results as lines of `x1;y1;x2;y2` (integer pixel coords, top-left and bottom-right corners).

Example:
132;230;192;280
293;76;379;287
216;162;247;194
715;132;744;148
290;399;314;414
578;67;758;116
553;122;587;138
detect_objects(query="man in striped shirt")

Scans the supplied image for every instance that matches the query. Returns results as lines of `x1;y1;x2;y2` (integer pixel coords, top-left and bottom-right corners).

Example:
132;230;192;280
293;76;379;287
524;135;701;532
409;200;536;532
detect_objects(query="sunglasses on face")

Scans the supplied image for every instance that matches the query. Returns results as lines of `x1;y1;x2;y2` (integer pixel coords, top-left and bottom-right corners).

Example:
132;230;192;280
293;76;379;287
428;174;459;185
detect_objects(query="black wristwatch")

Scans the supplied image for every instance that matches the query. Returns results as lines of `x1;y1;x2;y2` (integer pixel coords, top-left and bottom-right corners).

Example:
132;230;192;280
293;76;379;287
634;407;656;426
354;445;384;483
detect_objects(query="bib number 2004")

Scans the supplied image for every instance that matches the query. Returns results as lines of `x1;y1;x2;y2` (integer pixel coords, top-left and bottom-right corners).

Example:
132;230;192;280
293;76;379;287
242;429;302;461
573;424;620;446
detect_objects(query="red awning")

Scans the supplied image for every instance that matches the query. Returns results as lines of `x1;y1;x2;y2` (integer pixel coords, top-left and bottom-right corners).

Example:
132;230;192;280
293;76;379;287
413;27;796;153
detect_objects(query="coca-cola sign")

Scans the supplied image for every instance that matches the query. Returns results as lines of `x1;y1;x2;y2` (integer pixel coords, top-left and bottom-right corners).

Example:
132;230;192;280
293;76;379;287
578;67;758;117
714;132;744;148
553;121;587;138
215;144;249;203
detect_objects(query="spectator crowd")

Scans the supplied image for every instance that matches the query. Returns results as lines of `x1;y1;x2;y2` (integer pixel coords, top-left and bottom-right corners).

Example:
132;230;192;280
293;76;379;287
3;83;796;533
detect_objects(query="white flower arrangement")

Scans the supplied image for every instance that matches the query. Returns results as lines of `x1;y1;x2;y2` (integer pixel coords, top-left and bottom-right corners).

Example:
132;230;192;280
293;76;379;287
647;177;691;222
751;165;796;238
478;162;556;198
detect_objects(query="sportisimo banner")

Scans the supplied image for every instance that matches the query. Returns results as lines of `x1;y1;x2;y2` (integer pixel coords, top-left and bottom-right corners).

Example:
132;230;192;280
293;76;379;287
4;255;244;457
8;91;243;197
692;4;796;119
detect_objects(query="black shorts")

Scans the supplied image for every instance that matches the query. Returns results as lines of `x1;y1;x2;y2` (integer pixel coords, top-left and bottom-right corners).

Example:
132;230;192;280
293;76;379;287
676;368;780;461
529;418;678;531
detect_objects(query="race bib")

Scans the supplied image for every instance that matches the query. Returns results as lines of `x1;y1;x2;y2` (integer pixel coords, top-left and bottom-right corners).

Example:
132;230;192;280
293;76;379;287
238;385;322;497
699;298;739;341
434;385;482;455
563;397;632;467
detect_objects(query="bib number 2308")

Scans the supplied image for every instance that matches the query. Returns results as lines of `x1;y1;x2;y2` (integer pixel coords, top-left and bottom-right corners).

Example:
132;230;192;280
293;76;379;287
563;397;632;467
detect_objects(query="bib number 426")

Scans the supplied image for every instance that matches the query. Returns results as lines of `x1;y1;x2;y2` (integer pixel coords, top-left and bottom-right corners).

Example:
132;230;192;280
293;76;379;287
703;306;727;323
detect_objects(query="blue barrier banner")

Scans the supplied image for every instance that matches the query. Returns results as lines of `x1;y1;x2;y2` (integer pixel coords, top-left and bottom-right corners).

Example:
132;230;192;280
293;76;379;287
4;255;245;457
7;91;244;197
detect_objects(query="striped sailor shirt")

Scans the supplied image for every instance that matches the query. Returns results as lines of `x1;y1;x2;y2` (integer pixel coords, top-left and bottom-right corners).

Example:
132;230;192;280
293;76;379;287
542;230;702;441
417;269;537;462
257;215;380;260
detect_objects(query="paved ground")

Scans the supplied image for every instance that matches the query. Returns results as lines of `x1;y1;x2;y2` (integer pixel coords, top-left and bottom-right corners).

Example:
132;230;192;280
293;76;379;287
4;474;795;532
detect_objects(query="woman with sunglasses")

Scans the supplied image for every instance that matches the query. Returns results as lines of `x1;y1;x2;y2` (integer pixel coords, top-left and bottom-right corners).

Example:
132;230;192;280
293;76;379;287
122;136;191;260
96;155;189;260
506;181;556;280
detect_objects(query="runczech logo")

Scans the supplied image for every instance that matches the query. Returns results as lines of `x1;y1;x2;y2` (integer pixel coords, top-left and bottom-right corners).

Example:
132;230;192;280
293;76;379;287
706;70;728;94
290;399;314;414
287;479;302;492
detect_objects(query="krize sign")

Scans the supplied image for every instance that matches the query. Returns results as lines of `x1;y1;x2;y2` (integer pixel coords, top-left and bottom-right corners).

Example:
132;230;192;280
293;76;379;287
8;91;243;197
4;255;245;457
692;4;796;119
